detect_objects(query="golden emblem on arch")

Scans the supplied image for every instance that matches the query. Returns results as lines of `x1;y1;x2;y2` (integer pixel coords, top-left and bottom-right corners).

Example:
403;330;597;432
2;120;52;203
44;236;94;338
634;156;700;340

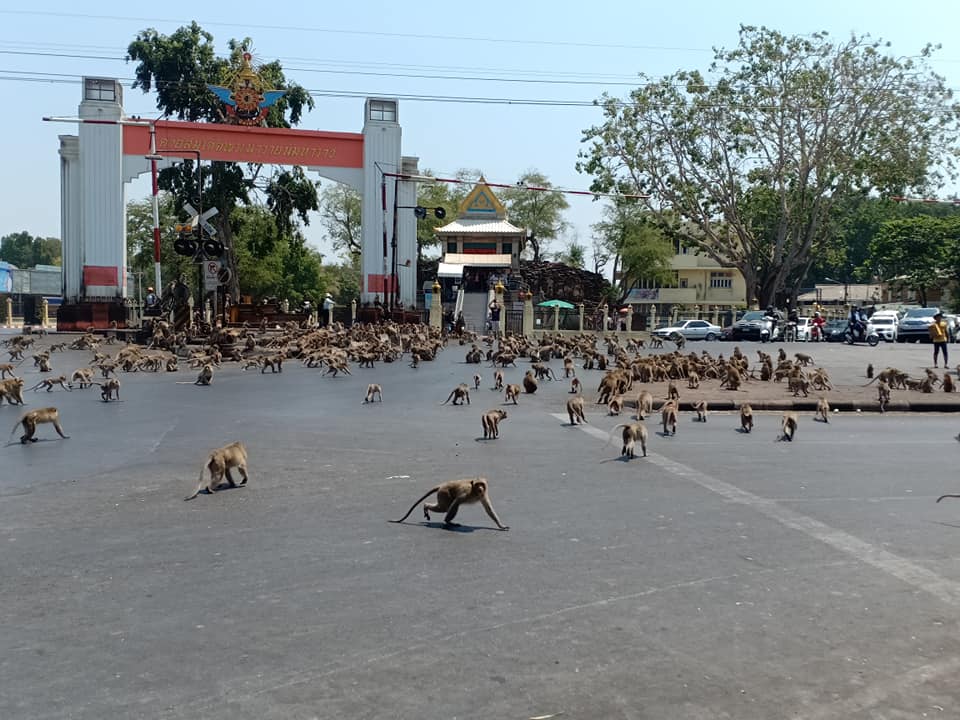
207;51;286;126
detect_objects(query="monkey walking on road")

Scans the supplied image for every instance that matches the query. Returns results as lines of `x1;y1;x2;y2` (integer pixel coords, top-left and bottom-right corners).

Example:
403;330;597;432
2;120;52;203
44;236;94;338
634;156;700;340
364;383;383;403
10;407;70;444
779;412;798;442
389;478;509;530
442;383;471;406
184;441;249;501
605;422;648;459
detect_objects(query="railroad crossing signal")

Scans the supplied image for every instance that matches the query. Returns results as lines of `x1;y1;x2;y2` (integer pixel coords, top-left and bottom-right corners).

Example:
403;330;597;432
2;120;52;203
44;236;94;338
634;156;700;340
174;205;223;258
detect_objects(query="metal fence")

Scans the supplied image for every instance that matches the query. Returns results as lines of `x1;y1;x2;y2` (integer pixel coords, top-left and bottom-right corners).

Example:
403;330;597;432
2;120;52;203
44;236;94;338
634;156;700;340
503;308;523;335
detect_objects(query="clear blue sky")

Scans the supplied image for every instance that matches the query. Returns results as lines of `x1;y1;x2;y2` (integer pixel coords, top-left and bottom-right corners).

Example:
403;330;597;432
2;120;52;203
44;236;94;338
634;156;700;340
2;1;959;268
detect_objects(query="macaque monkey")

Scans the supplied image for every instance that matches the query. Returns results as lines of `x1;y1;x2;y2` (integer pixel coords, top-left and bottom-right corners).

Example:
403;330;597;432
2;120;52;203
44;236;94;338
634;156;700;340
70;368;95;389
473;374;482;390
10;407;69;444
567;396;587;425
504;383;521;405
815;397;830;423
409;352;420;369
569;376;583;395
636;390;654;420
364;383;383;403
0;362;19;378
0;377;26;405
666;381;680;401
523;370;538;394
740;403;754;433
38;356;53;373
608;395;623;416
794;352;814;367
777;348;787;363
94;378;121;402
28;376;71;392
8;348;24;361
184;441;249;501
779;411;798;442
481;408;508;439
687;372;700;389
260;353;284;373
563;356;576;378
606;422;648;459
693;399;708;422
866;363;874;379
389;477;508;530
442;383;471;406
493;370;504;391
195;364;214;386
944;373;955;393
661;400;678;436
242;358;263;371
877;380;891;413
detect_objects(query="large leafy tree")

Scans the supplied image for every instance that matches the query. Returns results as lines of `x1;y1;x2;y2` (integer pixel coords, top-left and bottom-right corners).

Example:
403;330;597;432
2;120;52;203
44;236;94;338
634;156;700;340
318;184;362;258
499;170;569;262
0;232;61;268
869;215;960;307
578;25;960;308
127;22;317;300
592;201;674;299
127;196;194;290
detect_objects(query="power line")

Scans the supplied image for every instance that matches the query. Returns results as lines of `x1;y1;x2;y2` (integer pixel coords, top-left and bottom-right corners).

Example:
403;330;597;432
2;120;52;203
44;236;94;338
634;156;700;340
0;9;714;53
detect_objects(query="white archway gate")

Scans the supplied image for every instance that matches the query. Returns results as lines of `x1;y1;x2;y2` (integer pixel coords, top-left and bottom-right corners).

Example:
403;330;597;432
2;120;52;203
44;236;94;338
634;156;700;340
52;76;419;329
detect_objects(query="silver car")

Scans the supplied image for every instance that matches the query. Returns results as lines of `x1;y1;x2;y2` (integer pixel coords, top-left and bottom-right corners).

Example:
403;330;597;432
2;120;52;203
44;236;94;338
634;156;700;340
652;319;723;341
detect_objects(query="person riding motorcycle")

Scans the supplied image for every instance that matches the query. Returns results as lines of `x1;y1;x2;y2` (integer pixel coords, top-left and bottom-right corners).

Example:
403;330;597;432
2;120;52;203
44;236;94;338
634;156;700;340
762;306;782;340
811;311;826;341
848;305;869;341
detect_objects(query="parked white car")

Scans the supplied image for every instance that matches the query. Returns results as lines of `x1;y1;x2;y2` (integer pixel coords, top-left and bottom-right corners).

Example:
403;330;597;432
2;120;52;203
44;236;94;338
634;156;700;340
869;314;898;342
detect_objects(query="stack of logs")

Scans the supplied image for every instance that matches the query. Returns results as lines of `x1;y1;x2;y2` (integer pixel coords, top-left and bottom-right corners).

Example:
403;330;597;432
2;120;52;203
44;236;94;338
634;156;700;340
515;260;611;305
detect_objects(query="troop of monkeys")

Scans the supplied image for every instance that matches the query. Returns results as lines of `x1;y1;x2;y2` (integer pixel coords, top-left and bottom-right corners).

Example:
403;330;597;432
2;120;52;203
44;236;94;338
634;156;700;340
7;322;960;527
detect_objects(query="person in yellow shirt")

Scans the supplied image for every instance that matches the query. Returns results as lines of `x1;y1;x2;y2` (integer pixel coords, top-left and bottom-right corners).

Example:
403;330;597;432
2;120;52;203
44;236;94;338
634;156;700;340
929;312;949;367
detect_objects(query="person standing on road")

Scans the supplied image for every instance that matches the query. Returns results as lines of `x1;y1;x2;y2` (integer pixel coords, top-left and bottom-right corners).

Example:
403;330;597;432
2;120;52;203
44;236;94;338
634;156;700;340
929;312;949;367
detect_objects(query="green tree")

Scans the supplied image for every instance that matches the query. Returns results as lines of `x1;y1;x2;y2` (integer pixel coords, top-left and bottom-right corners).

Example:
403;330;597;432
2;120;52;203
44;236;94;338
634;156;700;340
318;184;362;258
578;25;960;308
415;171;470;259
555;236;586;269
127;23;317;300
0;232;62;268
870;215;960;307
322;253;361;306
499;170;569;262
592;201;674;299
232;206;325;303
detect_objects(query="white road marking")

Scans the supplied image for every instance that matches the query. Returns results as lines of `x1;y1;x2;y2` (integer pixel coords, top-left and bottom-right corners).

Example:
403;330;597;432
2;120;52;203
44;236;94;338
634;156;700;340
552;413;960;607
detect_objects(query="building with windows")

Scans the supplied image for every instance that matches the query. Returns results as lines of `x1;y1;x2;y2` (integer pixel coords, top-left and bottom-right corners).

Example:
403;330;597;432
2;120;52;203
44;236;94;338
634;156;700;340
623;246;747;311
435;179;523;293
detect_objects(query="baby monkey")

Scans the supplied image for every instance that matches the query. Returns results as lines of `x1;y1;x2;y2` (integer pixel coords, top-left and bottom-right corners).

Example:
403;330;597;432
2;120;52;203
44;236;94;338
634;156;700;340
389;477;508;530
10;407;70;444
740;403;754;433
473;374;482;390
184;441;249;501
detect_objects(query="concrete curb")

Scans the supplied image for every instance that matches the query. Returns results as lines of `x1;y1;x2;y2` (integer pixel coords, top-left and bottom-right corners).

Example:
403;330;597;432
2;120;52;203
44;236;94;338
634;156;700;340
625;398;960;414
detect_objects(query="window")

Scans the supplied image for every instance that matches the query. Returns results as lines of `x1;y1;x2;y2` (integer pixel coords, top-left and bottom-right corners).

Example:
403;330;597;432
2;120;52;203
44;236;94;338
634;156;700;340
84;78;117;102
710;272;732;289
501;242;512;255
368;99;397;122
679;278;688;289
446;241;457;254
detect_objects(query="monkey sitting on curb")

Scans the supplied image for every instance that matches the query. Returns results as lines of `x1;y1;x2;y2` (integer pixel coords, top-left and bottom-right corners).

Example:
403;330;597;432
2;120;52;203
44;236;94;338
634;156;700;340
10;407;69;444
184;441;249;501
481;408;508;439
389;478;508;530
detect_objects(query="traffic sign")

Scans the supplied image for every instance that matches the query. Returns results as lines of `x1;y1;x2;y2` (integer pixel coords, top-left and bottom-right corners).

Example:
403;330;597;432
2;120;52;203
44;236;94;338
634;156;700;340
204;260;222;290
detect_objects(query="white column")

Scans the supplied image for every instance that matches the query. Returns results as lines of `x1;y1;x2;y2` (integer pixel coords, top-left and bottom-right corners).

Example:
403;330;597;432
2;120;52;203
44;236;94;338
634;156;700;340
59;135;82;302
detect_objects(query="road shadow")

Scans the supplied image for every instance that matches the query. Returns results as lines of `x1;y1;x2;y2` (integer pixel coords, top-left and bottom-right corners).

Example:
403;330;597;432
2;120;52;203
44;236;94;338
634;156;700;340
931;521;960;530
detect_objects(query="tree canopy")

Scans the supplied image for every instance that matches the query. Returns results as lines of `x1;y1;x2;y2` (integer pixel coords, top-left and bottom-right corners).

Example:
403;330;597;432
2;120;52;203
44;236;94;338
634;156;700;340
578;25;960;307
127;23;318;300
0;232;61;268
869;214;960;307
499;171;570;262
591;201;674;300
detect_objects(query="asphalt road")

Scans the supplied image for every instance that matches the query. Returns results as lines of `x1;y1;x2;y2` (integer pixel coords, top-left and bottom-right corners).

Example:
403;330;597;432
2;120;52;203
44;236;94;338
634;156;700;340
3;337;960;719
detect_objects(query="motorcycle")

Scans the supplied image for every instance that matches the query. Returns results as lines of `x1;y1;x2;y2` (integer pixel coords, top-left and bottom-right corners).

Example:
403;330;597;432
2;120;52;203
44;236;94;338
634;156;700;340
759;316;782;343
844;320;880;346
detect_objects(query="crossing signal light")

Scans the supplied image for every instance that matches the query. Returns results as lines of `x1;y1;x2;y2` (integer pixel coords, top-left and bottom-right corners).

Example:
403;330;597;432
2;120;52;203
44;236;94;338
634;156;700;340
413;205;446;219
